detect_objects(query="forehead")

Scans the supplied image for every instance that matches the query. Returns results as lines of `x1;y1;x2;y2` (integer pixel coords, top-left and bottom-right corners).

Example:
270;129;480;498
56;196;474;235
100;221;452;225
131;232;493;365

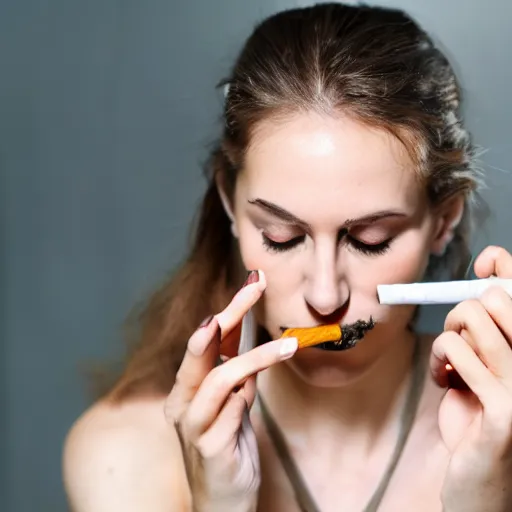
241;112;424;218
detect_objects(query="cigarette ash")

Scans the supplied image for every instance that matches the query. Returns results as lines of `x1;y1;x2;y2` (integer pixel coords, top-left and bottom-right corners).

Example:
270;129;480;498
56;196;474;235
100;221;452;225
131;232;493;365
316;317;375;351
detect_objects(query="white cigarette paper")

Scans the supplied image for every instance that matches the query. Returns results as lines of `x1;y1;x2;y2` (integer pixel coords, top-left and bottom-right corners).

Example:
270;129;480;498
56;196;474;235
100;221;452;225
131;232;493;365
377;277;512;305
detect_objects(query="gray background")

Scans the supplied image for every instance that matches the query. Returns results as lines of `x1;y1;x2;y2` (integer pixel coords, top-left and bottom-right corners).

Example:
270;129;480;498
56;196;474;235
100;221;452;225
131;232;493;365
1;0;510;510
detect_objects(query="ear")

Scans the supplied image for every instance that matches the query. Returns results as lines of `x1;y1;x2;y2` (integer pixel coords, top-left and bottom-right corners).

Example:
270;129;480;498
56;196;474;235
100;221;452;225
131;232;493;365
431;195;465;256
215;172;239;238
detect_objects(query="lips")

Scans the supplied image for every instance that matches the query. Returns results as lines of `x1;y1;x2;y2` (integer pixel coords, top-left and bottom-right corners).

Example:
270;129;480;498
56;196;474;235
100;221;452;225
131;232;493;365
313;341;352;351
279;317;375;351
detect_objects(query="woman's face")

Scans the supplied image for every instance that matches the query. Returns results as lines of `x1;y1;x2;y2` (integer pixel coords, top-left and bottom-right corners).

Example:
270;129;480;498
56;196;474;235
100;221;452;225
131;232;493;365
230;112;445;386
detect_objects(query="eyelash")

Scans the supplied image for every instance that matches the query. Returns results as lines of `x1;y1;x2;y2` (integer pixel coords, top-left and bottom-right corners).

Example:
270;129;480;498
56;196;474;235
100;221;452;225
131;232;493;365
261;233;392;256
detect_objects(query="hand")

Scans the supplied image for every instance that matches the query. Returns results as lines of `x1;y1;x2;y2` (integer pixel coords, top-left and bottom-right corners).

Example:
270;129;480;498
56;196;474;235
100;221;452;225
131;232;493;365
164;270;298;512
430;246;512;512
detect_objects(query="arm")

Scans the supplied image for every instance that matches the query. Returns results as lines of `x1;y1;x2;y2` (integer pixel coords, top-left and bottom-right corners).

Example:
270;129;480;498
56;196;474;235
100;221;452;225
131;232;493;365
63;401;191;512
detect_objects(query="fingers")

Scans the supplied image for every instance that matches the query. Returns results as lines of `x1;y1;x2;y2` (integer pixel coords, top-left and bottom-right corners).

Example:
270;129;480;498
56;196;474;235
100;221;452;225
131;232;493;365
479;286;512;350
215;270;266;337
473;245;512;279
240;408;260;476
195;388;248;459
439;245;512;394
165;315;222;423
166;270;266;421
431;331;505;406
444;289;512;384
220;323;243;359
179;377;257;462
183;337;298;440
433;330;512;442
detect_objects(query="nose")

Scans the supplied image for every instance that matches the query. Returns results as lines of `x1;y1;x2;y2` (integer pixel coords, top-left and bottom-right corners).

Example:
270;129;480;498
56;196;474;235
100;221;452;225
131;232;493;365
303;241;348;318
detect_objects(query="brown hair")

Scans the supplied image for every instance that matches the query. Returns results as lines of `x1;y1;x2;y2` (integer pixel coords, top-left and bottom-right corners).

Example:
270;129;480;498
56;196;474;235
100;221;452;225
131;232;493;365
105;2;485;402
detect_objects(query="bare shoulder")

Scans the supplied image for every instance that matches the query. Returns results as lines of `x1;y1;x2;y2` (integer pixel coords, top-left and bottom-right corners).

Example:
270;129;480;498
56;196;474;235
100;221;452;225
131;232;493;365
63;395;191;512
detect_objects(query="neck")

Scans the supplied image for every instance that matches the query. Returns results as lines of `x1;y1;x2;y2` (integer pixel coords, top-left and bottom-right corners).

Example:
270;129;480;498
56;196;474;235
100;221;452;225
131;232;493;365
257;329;422;455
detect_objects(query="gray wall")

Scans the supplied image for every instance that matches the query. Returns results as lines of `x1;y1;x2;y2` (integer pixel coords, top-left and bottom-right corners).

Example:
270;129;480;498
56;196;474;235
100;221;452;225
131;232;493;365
1;1;510;511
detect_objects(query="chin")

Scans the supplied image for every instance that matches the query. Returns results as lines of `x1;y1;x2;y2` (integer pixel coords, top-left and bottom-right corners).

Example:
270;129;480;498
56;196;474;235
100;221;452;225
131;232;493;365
282;343;381;388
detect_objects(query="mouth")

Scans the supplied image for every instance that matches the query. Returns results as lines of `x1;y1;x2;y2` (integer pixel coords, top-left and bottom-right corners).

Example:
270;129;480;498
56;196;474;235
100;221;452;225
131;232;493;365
279;318;375;351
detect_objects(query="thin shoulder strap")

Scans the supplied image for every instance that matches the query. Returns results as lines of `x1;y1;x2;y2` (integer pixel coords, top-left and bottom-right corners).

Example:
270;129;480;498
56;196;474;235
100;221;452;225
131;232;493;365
364;335;427;511
258;392;319;512
257;334;427;512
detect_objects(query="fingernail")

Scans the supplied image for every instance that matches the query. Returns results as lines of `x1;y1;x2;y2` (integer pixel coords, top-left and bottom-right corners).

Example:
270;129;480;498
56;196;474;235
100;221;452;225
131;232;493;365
199;315;214;328
189;316;218;356
243;270;259;287
280;337;298;359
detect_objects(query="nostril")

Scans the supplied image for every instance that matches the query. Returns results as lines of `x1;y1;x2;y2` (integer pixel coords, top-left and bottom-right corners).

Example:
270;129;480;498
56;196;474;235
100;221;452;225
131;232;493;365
305;299;349;325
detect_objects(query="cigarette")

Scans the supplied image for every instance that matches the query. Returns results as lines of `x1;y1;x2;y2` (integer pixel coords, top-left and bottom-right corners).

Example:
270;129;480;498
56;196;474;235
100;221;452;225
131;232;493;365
377;277;512;305
281;324;342;349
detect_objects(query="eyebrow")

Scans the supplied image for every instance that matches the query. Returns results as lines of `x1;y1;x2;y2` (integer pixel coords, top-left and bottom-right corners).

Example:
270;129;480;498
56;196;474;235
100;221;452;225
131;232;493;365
248;198;407;230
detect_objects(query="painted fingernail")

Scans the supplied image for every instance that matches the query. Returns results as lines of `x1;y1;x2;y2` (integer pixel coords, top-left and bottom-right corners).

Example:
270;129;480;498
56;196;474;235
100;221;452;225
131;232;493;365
189;316;218;356
243;270;259;287
280;337;298;359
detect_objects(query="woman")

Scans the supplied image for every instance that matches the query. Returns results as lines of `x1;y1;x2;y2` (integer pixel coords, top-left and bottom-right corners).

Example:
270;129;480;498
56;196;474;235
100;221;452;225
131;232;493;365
63;3;512;511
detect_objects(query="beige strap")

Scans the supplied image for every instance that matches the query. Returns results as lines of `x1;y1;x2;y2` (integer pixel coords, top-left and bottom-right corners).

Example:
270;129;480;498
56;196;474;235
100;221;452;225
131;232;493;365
258;334;426;512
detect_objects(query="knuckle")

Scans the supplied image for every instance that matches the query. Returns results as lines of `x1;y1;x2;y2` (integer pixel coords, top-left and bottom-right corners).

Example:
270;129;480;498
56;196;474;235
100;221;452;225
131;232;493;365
179;409;201;443
434;330;454;346
434;330;459;349
196;432;229;461
194;436;216;459
483;245;506;262
485;341;503;363
494;245;509;262
432;330;459;359
206;366;232;395
445;299;482;328
459;298;483;316
481;286;510;315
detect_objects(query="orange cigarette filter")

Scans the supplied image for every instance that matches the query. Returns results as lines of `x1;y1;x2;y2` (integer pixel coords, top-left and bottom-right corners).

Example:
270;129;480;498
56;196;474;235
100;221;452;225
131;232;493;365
281;324;342;349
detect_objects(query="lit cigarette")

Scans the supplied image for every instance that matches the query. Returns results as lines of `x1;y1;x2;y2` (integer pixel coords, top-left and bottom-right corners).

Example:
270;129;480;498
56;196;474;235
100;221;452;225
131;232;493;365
280;318;375;350
281;324;342;349
377;277;512;305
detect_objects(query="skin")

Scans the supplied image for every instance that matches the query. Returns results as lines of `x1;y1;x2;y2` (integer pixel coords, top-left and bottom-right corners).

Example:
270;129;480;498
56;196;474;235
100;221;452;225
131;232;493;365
63;112;512;512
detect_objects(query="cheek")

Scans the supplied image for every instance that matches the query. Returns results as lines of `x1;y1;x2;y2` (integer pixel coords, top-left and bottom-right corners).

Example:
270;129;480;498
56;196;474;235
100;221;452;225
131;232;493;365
236;217;299;273
236;220;303;326
236;219;272;271
236;220;303;311
344;230;432;310
368;233;431;287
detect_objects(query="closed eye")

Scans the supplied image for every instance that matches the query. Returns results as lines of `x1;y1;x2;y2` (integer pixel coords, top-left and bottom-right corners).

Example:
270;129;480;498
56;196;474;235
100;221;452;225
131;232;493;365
261;234;305;252
261;232;392;256
346;235;392;256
